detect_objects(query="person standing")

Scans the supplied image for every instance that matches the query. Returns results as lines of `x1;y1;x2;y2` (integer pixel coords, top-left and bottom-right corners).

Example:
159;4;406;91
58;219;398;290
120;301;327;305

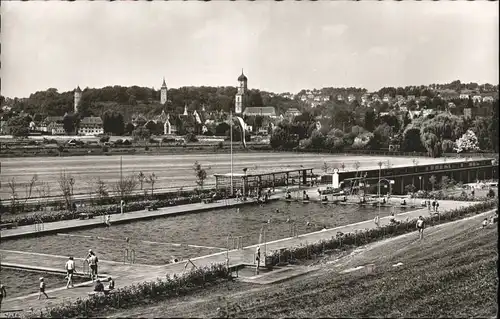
416;216;425;240
374;215;380;228
435;201;440;212
0;283;6;310
65;256;76;288
432;200;436;212
87;250;99;281
255;246;261;269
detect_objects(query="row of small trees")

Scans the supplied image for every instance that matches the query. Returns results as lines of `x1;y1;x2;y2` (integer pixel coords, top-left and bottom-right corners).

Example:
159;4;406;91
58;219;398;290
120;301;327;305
6;161;209;213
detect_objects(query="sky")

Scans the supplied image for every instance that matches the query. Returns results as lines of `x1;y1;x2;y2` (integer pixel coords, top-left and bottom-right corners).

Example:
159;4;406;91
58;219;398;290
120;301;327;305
1;1;498;98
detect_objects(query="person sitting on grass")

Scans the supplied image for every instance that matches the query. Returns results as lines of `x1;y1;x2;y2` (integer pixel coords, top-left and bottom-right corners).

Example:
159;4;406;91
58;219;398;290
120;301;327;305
0;283;6;308
482;218;489;229
389;213;399;225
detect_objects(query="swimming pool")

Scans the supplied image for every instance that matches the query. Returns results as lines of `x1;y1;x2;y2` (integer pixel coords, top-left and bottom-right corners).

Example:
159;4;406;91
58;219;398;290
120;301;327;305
0;201;400;265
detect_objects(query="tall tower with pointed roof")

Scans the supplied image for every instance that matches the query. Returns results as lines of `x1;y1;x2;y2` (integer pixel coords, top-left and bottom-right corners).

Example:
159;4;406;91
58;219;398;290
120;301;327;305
235;69;248;114
160;77;168;104
74;86;82;113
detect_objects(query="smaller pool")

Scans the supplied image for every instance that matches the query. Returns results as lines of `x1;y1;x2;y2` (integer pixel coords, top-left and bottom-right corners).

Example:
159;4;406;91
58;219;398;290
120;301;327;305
0;268;90;298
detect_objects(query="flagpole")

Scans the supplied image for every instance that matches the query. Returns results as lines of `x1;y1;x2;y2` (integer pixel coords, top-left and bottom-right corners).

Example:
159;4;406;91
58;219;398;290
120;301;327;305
230;109;234;196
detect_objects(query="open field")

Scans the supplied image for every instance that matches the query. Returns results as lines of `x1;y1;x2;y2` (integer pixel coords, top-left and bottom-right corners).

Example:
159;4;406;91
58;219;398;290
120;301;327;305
0;201;400;265
103;210;498;318
0;152;475;200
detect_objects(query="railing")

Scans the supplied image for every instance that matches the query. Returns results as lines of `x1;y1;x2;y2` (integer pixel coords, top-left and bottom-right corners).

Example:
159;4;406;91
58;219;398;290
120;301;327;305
82;260;90;277
123;248;136;264
34;220;44;232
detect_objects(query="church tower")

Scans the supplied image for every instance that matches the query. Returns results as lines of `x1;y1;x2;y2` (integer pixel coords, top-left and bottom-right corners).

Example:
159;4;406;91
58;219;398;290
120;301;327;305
160;77;168;104
235;69;247;114
74;86;82;113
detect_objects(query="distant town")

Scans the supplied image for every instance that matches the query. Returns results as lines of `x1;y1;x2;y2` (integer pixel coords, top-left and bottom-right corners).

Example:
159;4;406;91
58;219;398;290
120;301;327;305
1;73;498;157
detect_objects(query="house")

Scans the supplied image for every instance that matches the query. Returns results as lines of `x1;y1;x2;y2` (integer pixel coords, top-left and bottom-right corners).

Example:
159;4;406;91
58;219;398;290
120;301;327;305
382;94;391;103
39;116;64;132
79;116;104;136
459;94;469;100
336;94;344;101
472;95;482;103
482;96;494;103
242;106;277;118
322;95;331;102
371;94;381;101
419;96;428;101
395;95;405;101
407;95;416;101
300;95;307;102
284;108;302;118
307;94;314;99
313;96;321;102
399;106;408;112
448;102;456;109
361;94;370;105
463;108;472;119
347;94;356;103
47;121;65;135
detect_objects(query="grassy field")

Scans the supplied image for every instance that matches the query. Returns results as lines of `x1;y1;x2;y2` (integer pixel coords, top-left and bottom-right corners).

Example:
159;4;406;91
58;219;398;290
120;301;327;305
0;152;473;200
103;211;498;318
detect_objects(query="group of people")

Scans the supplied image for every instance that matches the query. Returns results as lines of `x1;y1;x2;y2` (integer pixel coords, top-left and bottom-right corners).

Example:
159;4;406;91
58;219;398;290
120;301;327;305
62;250;115;295
373;213;426;239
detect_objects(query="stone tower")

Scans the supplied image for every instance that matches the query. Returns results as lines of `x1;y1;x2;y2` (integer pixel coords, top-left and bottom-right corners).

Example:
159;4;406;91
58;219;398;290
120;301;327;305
235;69;247;114
74;86;82;113
161;77;168;104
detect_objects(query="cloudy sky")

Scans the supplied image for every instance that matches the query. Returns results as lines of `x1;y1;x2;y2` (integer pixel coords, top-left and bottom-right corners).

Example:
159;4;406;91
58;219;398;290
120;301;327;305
1;1;498;98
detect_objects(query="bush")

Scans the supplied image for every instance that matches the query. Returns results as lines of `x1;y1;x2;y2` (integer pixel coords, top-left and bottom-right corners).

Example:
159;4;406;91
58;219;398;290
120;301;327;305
487;189;496;198
266;200;497;266
162;137;176;143
184;133;198;143
123;139;131;146
100;135;110;143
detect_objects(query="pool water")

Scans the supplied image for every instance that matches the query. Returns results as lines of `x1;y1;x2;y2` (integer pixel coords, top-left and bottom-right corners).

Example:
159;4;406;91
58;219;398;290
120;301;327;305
0;268;90;298
0;201;399;265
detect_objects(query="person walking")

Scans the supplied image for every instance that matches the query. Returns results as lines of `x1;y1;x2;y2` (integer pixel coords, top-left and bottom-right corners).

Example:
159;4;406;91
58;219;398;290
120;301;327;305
432;200;436;212
416;216;425;240
38;278;49;300
374;215;380;228
65;256;76;288
435;201;440;212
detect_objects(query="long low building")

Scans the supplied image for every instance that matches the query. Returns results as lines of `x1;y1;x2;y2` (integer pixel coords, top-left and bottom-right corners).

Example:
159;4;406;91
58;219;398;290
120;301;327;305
321;158;498;195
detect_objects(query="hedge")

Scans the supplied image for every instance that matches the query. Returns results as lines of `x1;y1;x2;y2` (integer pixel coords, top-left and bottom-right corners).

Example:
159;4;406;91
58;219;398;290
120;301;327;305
9;263;228;319
266;199;498;265
2;192;229;227
411;189;495;202
3;187;220;214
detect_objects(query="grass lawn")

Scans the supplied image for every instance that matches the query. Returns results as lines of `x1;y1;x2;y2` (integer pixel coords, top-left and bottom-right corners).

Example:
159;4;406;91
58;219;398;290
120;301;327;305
103;211;498;318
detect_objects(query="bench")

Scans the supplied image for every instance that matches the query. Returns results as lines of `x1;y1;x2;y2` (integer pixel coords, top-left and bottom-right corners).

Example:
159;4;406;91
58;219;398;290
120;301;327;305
79;213;94;220
0;223;16;230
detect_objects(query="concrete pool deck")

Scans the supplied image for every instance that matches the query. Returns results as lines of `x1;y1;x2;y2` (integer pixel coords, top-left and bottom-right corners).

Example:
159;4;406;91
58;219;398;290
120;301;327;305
0;199;476;315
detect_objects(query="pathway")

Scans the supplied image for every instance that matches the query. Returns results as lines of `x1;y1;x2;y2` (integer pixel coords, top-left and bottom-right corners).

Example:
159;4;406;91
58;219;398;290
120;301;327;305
0;199;476;314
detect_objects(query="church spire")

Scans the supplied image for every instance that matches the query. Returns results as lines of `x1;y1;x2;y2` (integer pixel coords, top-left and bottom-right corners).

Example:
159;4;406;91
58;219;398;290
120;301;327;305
162;77;167;88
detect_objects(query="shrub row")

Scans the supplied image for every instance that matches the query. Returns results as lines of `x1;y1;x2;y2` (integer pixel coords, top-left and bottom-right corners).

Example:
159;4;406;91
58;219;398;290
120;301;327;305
3;192;227;227
266;200;498;265
412;189;495;202
11;264;228;319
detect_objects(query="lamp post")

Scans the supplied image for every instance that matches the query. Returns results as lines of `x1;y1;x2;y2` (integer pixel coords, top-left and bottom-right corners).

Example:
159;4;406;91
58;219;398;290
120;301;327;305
419;176;422;191
377;161;383;203
230;110;234;196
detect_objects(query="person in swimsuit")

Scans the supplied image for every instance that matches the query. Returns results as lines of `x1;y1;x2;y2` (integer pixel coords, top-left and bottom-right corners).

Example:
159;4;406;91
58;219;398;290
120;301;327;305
38;278;49;300
65;256;75;288
416;216;425;240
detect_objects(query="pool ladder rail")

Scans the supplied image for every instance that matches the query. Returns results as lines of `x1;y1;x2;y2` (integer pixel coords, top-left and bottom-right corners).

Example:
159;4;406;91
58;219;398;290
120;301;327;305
123;248;136;264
